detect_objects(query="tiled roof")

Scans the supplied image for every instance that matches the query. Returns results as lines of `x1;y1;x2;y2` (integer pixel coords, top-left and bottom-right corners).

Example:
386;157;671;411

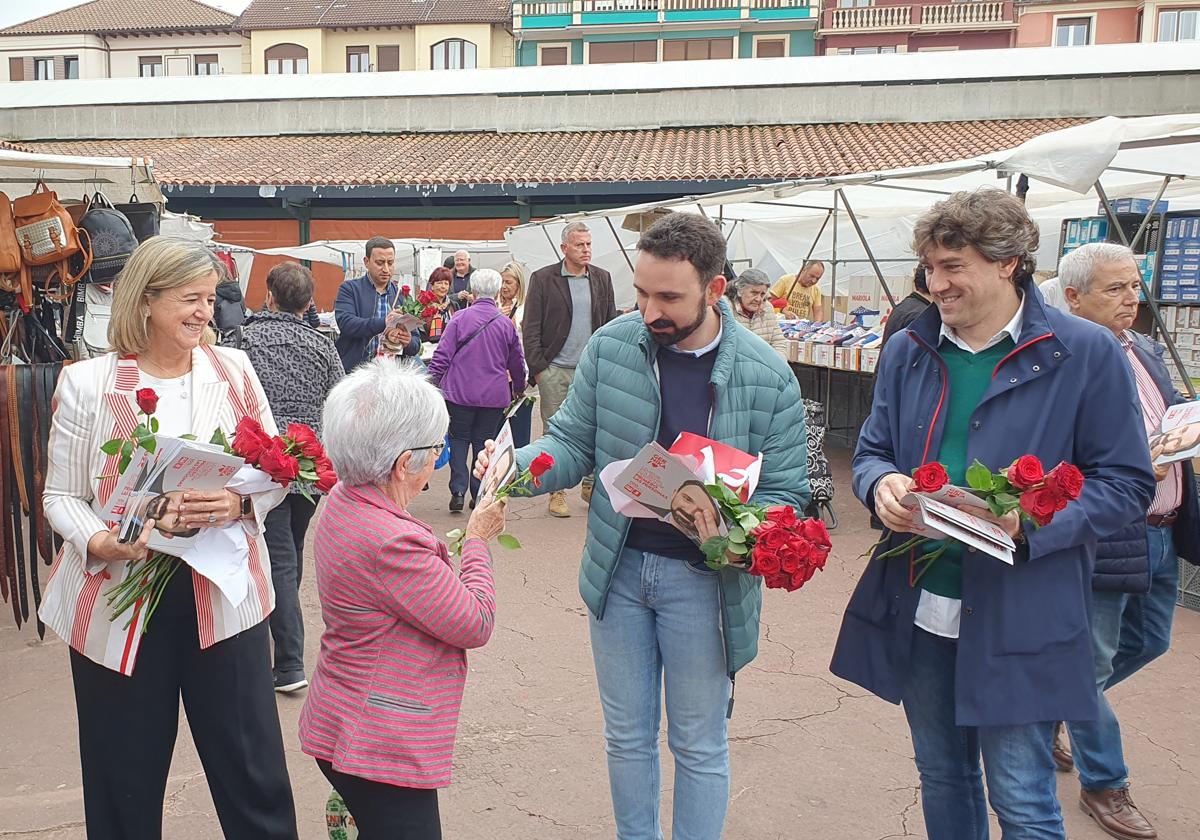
0;0;235;35
21;120;1088;187
235;0;511;29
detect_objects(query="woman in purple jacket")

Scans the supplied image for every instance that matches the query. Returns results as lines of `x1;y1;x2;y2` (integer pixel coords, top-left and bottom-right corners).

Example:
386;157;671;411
426;268;527;512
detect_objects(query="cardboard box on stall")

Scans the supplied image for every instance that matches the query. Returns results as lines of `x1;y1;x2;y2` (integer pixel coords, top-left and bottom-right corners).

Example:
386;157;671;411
812;345;835;367
861;347;881;373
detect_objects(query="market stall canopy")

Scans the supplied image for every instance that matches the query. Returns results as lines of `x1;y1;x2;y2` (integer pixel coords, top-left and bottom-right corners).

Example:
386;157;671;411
0;147;160;204
240;238;513;278
506;114;1200;308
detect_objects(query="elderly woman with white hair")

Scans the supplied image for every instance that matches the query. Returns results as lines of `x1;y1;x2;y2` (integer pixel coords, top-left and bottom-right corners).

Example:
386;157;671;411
299;360;507;840
426;268;527;512
728;267;789;360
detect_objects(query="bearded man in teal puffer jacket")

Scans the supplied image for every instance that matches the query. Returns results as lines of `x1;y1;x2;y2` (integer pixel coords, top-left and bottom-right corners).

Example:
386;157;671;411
479;213;810;840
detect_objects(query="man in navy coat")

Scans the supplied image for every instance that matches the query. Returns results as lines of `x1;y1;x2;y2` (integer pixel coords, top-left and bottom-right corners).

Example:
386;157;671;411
831;190;1155;840
1059;242;1199;840
334;236;421;372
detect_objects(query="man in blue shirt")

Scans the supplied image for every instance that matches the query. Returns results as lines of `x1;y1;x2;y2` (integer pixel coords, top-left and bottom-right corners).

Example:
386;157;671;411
334;236;421;372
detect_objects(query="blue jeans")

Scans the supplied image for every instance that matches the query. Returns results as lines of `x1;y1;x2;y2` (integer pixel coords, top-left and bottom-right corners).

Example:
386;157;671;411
446;402;503;500
588;548;731;840
902;628;1065;840
1068;525;1179;791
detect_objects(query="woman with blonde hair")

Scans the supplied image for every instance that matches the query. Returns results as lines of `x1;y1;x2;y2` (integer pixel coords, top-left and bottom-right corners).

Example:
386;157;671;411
39;236;298;839
498;261;534;446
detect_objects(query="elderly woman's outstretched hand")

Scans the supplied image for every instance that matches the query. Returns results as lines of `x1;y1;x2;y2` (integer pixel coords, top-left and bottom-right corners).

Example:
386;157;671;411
465;495;507;543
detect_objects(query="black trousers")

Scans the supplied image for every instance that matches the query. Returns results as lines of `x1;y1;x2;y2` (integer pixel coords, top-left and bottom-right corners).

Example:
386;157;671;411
446;402;504;501
70;566;298;840
263;493;318;681
317;759;442;840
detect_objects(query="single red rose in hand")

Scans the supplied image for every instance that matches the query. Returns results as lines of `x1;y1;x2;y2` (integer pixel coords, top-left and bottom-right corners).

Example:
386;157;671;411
135;387;159;415
400;285;411;296
285;423;322;458
258;439;300;487
912;462;950;493
1019;487;1058;527
1044;461;1084;501
765;505;797;527
1007;455;1045;490
232;416;272;463
529;452;555;478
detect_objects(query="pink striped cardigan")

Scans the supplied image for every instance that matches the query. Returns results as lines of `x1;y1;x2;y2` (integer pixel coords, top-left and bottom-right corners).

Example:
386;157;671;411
299;482;496;789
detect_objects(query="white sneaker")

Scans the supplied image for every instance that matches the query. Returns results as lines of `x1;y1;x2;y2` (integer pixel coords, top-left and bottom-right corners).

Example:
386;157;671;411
274;677;309;694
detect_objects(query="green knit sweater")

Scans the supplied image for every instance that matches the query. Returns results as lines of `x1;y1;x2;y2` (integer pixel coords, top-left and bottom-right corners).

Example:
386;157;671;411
919;336;1015;599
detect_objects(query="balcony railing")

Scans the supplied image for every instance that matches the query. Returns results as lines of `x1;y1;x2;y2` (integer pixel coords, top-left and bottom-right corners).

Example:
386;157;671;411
828;4;912;30
821;1;1013;32
515;0;813;24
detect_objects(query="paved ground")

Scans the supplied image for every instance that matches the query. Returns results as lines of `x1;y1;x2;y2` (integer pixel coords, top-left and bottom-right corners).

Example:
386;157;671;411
2;448;1199;839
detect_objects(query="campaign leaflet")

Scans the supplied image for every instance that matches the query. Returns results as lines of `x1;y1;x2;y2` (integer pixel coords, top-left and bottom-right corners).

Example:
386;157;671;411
479;421;518;500
612;442;728;547
1151;398;1200;465
900;484;1015;564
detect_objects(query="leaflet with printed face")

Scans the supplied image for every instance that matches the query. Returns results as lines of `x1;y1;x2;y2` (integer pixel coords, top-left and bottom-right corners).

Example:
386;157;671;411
1151;399;1200;465
901;487;1015;565
612;442;728;547
479;421;518;500
100;436;245;554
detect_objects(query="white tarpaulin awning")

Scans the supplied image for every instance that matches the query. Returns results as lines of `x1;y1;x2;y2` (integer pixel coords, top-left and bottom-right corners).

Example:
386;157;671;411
505;114;1200;309
0;147;160;204
238;238;514;280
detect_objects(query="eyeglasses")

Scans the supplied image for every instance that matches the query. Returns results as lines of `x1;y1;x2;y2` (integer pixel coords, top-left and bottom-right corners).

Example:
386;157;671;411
408;442;446;457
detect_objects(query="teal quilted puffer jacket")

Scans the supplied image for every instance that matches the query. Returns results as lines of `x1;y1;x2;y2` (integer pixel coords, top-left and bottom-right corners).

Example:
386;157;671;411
515;299;810;675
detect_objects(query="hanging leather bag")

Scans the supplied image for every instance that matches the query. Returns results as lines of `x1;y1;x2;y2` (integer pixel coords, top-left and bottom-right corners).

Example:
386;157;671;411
0;193;26;303
114;193;160;243
12;183;91;292
77;192;138;284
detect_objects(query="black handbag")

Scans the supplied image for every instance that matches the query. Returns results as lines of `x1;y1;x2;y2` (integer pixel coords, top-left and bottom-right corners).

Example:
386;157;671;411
77;193;138;285
114;193;160;243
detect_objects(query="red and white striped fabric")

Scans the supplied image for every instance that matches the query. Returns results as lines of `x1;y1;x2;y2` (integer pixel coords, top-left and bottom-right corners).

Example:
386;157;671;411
299;482;496;789
40;346;286;676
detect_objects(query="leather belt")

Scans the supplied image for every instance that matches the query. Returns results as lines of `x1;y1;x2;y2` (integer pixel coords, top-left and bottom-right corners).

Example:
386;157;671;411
1148;510;1178;528
0;366;11;617
0;365;22;628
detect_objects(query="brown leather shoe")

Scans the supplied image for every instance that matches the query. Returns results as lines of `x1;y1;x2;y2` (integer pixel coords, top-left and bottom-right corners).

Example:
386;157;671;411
1079;787;1157;840
1052;722;1074;772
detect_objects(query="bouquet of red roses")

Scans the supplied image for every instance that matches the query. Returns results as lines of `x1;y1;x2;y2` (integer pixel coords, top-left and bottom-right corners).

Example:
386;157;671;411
877;455;1084;576
699;482;832;592
393;285;443;323
446;452;554;556
224;417;337;502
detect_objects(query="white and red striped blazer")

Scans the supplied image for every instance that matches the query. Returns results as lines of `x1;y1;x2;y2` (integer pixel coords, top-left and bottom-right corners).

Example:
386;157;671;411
299;483;496;789
39;345;286;676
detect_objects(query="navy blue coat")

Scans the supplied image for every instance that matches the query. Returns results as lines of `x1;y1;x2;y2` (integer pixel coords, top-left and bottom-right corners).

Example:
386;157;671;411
333;275;421;372
830;282;1156;727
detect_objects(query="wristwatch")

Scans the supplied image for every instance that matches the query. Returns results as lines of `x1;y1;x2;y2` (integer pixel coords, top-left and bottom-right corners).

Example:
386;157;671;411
239;493;253;519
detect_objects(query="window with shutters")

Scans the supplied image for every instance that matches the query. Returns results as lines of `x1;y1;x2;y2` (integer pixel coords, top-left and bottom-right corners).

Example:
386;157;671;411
539;45;570;66
139;56;163;77
754;38;787;58
588;40;657;63
194;54;218;75
8;57;23;81
34;57;54;79
431;39;477;70
265;43;309;74
347;46;370;72
377;45;400;72
662;38;734;61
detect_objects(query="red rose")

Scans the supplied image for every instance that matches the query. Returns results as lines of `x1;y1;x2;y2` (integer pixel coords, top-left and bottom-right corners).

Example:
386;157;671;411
258;438;300;487
232;416;272;463
1045;462;1084;501
912;462;949;493
400;285;411;296
1007;455;1045;490
751;545;782;576
285;423;323;458
529;452;555;478
421;306;439;319
791;567;817;589
779;546;801;574
799;517;831;548
418;290;438;305
1019;487;1058;527
135;387;159;415
763;571;791;590
757;526;787;552
314;461;338;493
765;505;797;527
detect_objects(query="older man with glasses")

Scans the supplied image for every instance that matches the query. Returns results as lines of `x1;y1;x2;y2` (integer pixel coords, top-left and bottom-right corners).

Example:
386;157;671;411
1057;242;1200;840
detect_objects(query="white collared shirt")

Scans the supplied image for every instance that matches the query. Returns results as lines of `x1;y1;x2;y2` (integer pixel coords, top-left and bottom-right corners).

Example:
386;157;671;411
668;323;723;357
915;301;1023;640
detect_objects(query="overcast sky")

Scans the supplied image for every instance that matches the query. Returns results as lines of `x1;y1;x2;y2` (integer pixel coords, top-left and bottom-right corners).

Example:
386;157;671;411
0;0;252;29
